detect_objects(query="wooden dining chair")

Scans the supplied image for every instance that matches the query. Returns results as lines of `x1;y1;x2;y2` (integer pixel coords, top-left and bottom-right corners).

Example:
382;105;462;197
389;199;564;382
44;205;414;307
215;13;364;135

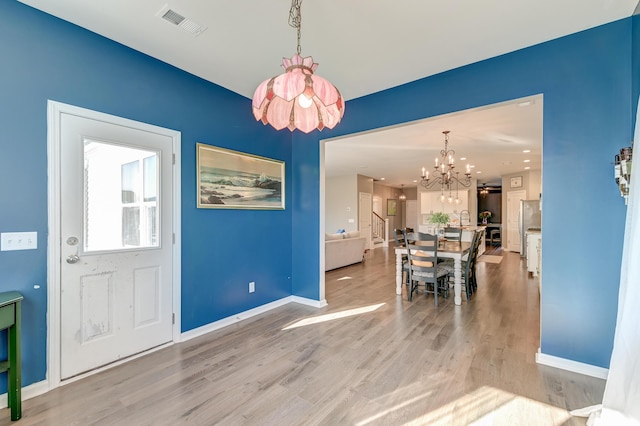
443;226;462;242
469;229;485;294
393;228;405;248
448;229;482;300
404;231;450;305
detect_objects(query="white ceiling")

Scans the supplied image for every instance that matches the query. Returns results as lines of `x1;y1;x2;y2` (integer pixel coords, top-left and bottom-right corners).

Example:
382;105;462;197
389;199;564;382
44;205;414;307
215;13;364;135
18;0;638;187
325;95;543;187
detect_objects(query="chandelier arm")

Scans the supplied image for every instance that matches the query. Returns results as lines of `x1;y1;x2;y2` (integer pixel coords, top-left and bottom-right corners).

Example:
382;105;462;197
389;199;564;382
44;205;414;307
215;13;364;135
450;176;472;187
420;176;455;189
420;178;443;189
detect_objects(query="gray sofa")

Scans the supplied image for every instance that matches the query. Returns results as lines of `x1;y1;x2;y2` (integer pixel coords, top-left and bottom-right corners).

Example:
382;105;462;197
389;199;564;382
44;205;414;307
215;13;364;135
325;231;367;271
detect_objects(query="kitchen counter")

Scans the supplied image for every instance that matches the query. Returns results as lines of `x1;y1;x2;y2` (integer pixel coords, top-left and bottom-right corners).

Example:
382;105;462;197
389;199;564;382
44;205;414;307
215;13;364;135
418;225;486;255
526;230;542;278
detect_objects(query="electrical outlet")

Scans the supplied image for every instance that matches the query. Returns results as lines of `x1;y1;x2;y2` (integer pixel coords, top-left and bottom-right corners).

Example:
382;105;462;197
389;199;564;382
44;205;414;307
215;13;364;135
1;232;38;251
249;281;255;293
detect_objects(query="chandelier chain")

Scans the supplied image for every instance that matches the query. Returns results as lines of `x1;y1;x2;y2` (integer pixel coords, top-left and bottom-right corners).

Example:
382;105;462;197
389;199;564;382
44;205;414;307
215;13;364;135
289;0;303;55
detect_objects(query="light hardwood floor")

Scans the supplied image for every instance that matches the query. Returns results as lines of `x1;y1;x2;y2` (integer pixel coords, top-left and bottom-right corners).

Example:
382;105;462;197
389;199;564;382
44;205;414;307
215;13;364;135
1;245;605;425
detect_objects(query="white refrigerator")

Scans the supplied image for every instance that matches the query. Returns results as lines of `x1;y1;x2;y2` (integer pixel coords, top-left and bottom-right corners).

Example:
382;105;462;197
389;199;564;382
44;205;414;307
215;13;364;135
519;199;541;255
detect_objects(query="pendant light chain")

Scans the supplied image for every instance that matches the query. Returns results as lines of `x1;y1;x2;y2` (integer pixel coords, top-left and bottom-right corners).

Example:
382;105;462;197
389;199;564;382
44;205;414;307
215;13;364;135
289;0;303;55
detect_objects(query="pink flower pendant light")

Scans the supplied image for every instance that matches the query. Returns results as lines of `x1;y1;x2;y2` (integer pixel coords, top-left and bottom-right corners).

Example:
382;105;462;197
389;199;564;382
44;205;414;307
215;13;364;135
252;54;344;133
252;1;345;133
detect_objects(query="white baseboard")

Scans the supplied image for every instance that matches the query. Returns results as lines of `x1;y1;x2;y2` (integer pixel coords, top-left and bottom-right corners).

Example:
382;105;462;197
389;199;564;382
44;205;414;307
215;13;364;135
180;295;326;342
290;295;328;308
536;349;609;379
0;379;50;409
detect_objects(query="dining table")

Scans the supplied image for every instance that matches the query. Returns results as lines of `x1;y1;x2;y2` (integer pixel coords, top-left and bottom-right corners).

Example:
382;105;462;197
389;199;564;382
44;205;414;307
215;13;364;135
395;240;471;305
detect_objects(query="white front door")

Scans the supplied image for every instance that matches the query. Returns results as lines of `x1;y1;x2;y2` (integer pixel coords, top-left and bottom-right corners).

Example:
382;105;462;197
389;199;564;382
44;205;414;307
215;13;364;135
506;190;526;252
58;108;176;379
359;192;372;249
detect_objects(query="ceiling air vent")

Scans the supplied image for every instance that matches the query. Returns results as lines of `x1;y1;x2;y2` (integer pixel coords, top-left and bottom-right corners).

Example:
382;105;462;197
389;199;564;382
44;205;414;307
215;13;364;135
158;6;207;36
162;9;185;26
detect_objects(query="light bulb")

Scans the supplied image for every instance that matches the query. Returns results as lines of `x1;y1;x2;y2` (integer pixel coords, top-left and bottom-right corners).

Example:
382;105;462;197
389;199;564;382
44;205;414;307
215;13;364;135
297;94;313;108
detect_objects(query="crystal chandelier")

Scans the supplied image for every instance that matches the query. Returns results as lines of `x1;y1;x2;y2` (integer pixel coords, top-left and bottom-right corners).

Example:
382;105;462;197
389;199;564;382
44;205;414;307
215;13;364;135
479;183;489;198
399;184;407;201
252;0;345;133
420;130;472;204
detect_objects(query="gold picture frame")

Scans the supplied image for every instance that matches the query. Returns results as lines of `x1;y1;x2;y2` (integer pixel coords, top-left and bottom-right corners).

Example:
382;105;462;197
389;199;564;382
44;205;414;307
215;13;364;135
197;143;285;210
387;199;397;216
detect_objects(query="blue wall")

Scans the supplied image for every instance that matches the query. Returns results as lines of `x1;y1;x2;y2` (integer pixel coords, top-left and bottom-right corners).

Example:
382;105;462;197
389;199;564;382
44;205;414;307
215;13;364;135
0;1;291;391
292;20;633;368
633;14;640;122
0;0;635;394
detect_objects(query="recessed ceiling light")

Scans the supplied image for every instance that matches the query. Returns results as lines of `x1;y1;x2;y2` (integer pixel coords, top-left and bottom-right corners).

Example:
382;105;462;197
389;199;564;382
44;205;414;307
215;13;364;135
524;166;531;170
524;159;530;163
459;157;467;161
412;180;418;183
517;100;534;107
469;165;476;168
523;149;531;153
476;171;482;174
380;177;385;180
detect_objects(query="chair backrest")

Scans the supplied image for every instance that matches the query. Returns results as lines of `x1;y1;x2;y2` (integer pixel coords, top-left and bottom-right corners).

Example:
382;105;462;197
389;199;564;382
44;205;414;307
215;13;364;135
393;228;405;247
466;230;483;270
473;229;484;255
403;227;415;245
443;227;462;241
404;232;439;284
469;229;484;268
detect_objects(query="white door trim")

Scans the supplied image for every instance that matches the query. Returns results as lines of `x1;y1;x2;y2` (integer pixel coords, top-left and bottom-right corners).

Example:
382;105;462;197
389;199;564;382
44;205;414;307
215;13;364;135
359;192;373;250
46;100;182;390
506;189;526;252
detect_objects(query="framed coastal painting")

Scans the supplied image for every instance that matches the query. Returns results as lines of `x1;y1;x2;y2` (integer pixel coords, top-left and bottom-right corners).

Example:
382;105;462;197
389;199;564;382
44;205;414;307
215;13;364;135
197;143;285;210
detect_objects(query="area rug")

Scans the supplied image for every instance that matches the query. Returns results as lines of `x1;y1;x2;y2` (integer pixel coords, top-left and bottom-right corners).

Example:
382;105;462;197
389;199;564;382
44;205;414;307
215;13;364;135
478;255;503;264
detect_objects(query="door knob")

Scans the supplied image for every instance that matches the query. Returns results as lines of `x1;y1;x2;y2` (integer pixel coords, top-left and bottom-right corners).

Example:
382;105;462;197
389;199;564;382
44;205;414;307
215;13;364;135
66;254;80;264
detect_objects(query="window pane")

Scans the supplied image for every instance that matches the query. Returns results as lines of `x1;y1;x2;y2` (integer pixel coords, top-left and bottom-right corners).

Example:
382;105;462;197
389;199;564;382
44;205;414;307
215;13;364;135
122;207;140;246
84;139;160;252
143;155;157;202
121;161;139;204
146;206;158;246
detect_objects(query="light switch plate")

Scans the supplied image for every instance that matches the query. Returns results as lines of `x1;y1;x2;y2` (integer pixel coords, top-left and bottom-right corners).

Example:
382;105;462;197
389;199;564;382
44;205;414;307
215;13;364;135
1;232;38;251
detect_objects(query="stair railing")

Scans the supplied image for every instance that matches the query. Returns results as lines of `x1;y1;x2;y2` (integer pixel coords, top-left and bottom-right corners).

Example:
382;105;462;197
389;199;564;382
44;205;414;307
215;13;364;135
372;212;389;247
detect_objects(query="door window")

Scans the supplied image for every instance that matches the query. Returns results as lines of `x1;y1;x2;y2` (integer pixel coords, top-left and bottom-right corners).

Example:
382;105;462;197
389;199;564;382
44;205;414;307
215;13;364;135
84;139;160;252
